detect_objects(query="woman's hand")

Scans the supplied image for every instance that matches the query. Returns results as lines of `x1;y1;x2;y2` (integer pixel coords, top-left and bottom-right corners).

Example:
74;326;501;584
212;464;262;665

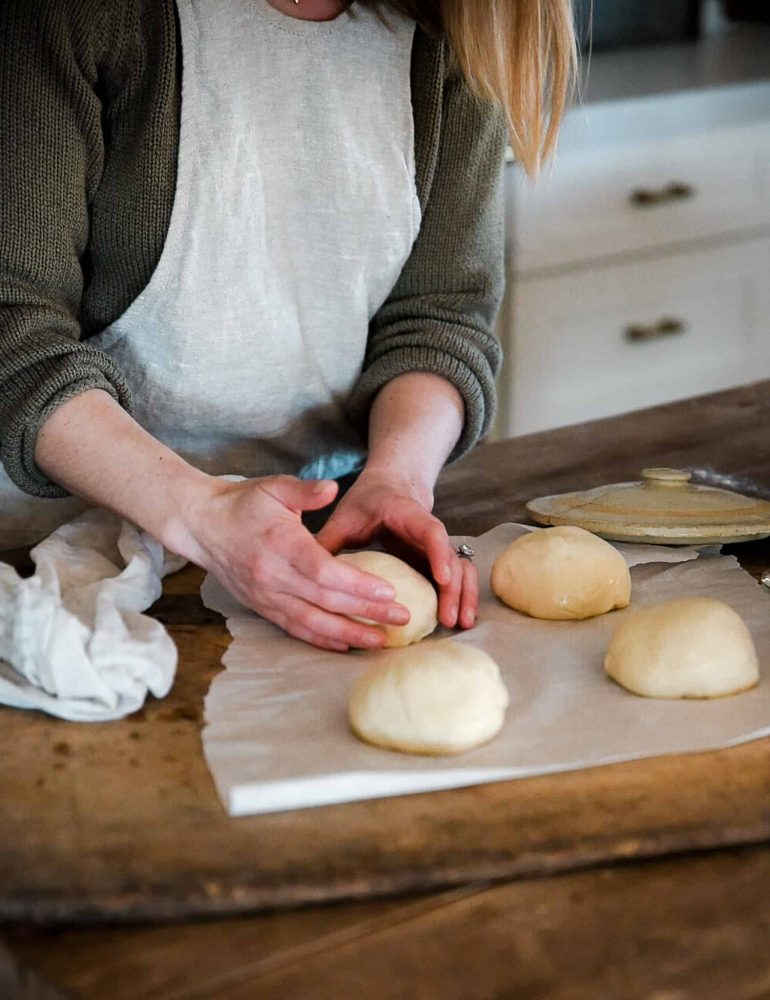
320;372;477;630
316;470;478;631
178;475;411;652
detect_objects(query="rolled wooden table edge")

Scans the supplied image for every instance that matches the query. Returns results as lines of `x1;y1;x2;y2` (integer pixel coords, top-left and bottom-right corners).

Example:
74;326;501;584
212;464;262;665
2;814;769;926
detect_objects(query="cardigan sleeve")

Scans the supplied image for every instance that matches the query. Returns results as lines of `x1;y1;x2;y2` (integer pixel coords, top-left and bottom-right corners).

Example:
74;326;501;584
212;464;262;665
349;45;507;461
0;0;134;499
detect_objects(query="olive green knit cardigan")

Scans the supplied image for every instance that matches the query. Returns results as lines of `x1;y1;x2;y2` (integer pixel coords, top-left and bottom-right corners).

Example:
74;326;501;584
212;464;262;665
0;0;506;498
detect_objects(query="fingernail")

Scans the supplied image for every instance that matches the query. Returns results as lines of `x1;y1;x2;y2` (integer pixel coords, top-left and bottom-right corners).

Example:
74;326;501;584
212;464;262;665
375;585;396;600
364;632;383;647
449;605;458;621
388;608;409;625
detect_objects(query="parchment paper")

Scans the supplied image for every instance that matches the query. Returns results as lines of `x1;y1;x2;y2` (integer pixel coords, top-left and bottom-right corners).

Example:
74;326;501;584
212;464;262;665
201;524;770;816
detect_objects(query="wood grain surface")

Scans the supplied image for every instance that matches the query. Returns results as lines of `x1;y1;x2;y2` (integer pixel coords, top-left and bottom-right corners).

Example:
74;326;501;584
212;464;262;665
2;382;770;925
6;845;770;999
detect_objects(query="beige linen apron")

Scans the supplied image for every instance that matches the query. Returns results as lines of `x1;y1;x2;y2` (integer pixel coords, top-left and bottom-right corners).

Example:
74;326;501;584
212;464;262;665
0;0;420;549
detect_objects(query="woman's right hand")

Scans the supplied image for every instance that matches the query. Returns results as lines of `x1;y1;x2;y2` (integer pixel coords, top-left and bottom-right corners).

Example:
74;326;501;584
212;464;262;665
177;475;410;651
35;393;400;651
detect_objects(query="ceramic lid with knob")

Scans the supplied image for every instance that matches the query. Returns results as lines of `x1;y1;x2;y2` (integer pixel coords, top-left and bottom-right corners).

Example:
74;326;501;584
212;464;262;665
526;468;770;546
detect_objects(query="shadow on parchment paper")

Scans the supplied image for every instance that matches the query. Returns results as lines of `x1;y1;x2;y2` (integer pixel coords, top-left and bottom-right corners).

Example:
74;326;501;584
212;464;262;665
301;470;360;535
301;470;438;583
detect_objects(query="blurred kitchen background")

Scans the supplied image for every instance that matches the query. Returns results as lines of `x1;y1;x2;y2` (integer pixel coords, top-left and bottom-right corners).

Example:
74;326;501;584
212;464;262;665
492;0;770;439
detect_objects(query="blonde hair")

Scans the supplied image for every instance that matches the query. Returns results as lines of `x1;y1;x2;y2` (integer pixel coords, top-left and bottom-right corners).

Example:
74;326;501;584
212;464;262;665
366;0;578;177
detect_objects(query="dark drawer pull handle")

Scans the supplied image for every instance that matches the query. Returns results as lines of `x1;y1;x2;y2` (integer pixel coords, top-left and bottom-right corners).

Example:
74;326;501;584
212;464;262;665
625;318;687;343
630;182;696;207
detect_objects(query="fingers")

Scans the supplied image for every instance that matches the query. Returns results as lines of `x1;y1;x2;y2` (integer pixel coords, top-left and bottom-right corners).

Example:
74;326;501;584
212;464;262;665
241;525;477;650
436;554;478;630
318;490;453;593
234;526;407;651
287;535;397;603
266;593;388;651
247;528;407;644
437;550;463;628
353;499;469;627
386;506;453;587
316;506;371;554
382;508;478;630
231;480;480;651
289;571;410;627
458;557;479;630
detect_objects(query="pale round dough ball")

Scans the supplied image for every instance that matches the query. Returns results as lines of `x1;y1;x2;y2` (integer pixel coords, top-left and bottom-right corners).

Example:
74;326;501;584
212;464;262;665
336;550;438;647
349;639;509;755
605;596;760;699
491;526;631;621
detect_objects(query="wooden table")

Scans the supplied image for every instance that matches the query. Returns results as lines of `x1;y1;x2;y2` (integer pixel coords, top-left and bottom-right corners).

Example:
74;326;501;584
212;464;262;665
3;382;770;998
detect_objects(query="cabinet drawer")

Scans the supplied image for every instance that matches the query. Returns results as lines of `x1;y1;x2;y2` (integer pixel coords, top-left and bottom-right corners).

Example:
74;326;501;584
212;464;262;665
503;238;770;437
511;120;770;273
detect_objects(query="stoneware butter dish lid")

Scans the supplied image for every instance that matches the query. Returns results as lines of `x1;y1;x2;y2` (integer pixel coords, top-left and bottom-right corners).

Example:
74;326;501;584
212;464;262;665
526;468;770;546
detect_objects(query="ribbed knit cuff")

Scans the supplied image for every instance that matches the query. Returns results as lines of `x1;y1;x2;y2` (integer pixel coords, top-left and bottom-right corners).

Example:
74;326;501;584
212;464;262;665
2;354;133;499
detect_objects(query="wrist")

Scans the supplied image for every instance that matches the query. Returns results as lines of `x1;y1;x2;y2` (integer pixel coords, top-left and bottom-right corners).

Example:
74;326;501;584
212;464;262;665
363;374;464;511
359;461;436;510
155;465;227;563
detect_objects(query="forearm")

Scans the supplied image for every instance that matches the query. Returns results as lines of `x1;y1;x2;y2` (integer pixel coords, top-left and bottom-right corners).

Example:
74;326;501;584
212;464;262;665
33;390;406;651
363;372;465;504
352;55;506;464
320;371;474;629
34;389;212;554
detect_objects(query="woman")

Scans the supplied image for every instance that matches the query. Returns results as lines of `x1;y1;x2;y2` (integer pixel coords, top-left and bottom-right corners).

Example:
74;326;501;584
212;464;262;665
0;0;575;651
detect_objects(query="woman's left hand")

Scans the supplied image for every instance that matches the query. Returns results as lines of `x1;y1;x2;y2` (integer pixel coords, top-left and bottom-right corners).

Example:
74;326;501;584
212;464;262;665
316;471;478;630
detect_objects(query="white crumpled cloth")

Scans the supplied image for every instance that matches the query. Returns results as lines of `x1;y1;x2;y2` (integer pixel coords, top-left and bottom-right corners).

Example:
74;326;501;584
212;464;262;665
0;509;186;721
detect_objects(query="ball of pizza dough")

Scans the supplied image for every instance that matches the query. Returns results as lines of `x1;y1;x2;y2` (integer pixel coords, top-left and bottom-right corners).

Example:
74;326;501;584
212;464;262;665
349;639;509;755
491;526;631;621
336;550;438;647
605;596;760;699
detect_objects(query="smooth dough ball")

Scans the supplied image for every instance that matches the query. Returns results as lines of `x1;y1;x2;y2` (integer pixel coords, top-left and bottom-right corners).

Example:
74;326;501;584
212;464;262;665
336;550;438;647
349;639;509;755
491;526;631;621
605;596;760;699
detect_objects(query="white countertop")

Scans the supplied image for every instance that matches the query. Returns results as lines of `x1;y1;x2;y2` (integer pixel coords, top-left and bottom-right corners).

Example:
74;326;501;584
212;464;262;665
579;24;770;106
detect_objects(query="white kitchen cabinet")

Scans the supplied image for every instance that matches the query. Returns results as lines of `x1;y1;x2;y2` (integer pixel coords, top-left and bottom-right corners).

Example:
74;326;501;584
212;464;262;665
507;238;770;435
493;33;770;440
513;119;770;274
